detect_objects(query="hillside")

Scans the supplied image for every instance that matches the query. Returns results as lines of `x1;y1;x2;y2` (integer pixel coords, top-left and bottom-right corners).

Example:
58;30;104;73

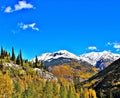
81;58;120;98
48;62;98;81
0;47;97;98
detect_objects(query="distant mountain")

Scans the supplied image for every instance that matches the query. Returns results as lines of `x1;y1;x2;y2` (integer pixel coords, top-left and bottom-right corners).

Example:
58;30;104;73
79;51;120;70
31;50;120;70
31;50;91;67
31;50;97;81
31;50;79;62
81;58;120;98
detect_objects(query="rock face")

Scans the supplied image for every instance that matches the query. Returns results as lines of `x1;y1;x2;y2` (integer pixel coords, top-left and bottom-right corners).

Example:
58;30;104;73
3;62;58;82
4;62;19;68
34;68;58;82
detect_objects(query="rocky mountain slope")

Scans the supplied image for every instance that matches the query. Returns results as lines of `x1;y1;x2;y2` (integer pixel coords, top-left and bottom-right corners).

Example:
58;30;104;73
81;58;120;98
79;50;120;67
31;50;98;81
2;62;58;82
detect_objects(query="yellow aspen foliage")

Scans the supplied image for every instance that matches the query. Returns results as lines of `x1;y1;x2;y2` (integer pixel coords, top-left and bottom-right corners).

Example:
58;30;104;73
60;84;68;98
89;89;97;98
75;93;80;98
83;88;90;98
53;83;60;98
0;71;13;98
58;77;69;85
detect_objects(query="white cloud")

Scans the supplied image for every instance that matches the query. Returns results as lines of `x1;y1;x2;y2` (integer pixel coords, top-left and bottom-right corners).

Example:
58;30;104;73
4;1;34;13
4;6;12;13
88;46;97;50
18;22;39;31
15;1;33;11
107;42;120;52
113;43;120;49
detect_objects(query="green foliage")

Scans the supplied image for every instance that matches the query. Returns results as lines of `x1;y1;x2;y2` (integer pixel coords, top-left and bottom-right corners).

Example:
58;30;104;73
16;54;21;65
19;50;23;66
60;84;68;98
67;84;76;98
16;50;23;66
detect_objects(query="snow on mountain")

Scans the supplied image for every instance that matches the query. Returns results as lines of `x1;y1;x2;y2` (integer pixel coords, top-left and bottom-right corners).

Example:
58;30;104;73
31;50;80;62
79;51;120;66
31;50;120;70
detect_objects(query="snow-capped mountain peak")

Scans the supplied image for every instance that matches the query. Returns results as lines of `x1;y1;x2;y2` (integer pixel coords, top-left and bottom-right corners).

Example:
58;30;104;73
31;50;120;70
79;51;120;66
31;50;79;62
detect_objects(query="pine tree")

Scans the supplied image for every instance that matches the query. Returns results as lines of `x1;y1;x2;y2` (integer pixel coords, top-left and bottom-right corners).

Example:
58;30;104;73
19;50;23;66
34;56;40;68
11;47;16;62
1;47;4;58
99;89;104;98
16;55;21;65
16;50;23;66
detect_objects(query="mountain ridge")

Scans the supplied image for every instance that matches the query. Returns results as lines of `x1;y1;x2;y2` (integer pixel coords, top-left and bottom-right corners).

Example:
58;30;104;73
79;50;120;66
81;58;120;97
31;50;120;70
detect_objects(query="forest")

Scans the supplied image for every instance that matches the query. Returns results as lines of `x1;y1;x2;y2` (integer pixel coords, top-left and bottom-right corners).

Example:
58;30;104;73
0;47;97;98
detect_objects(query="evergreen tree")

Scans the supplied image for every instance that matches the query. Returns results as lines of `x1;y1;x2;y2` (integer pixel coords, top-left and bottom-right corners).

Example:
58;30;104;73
34;56;40;68
99;89;104;98
16;55;21;65
19;50;23;66
1;47;4;58
16;50;23;66
11;47;16;62
0;47;8;59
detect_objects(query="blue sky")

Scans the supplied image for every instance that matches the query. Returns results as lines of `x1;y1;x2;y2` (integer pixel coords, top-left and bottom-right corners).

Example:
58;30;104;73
0;0;120;59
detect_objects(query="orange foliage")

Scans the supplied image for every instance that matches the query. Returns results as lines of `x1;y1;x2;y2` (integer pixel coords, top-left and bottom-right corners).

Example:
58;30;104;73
52;65;73;78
